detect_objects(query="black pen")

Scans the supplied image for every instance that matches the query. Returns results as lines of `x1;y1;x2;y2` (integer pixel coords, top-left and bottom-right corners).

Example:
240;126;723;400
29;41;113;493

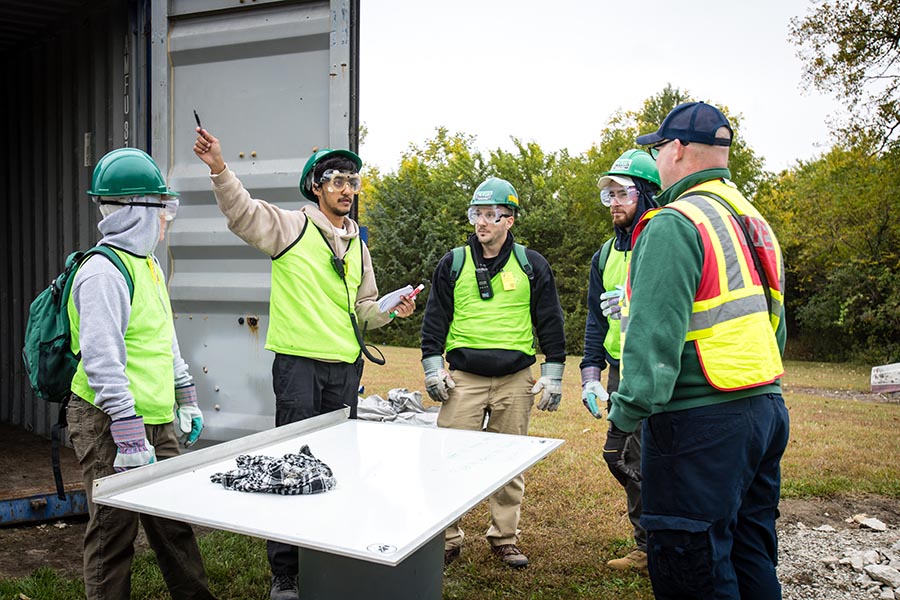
193;110;202;130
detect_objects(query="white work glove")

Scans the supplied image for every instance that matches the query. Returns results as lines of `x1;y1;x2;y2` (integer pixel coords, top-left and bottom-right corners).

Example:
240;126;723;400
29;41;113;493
532;362;565;411
600;285;624;320
422;355;455;403
581;380;609;419
109;416;156;472
174;384;203;448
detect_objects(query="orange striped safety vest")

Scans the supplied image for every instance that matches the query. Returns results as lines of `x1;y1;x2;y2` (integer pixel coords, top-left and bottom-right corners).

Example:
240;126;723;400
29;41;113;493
621;178;784;391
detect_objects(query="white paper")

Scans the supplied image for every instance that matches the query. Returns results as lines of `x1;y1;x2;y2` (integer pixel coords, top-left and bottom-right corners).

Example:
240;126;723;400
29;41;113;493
377;285;413;313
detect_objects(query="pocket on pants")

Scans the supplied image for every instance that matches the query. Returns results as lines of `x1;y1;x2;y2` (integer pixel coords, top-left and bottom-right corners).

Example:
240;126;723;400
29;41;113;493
649;528;715;597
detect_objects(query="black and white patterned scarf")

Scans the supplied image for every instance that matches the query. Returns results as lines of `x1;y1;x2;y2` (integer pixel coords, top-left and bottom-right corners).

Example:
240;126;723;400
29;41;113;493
210;445;337;495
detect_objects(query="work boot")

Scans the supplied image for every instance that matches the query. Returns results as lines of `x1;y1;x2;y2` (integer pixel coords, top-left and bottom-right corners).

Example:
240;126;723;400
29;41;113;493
607;549;648;572
270;573;299;600
444;546;461;566
491;544;529;569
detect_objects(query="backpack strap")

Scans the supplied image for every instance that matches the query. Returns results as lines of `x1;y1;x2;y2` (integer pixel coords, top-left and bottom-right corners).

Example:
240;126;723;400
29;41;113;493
449;246;466;285
598;238;614;271
81;245;135;302
450;243;534;285
512;243;534;281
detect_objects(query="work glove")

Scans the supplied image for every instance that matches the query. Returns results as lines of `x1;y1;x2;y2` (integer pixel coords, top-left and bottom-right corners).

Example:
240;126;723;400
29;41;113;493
110;415;156;472
581;380;609;419
532;362;565;411
600;285;624;320
175;384;204;448
422;355;455;403
603;423;641;486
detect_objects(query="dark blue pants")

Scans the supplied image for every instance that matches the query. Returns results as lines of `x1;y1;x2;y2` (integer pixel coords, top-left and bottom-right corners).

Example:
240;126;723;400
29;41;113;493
267;353;363;576
640;393;789;600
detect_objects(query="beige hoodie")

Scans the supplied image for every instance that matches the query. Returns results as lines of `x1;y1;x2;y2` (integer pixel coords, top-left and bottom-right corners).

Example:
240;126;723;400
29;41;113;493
210;166;390;331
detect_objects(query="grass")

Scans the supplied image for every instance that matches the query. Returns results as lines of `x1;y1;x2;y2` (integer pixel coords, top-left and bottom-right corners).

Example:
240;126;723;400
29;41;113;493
2;349;897;599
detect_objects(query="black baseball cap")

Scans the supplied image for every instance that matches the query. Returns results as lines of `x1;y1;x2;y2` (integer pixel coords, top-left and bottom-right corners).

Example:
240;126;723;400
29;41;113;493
636;101;733;147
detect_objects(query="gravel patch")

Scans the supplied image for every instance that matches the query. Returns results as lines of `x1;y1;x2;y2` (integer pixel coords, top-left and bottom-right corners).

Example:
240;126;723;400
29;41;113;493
780;520;900;599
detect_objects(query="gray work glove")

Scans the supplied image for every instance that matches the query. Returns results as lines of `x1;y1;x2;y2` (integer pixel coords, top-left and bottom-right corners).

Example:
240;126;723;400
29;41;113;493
422;355;455;403
581;380;609;419
110;415;156;473
532;362;565;411
603;423;641;485
600;285;624;320
174;384;203;448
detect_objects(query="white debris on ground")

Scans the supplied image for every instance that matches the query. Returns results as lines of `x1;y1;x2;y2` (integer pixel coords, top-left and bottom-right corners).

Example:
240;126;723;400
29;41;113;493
779;514;900;599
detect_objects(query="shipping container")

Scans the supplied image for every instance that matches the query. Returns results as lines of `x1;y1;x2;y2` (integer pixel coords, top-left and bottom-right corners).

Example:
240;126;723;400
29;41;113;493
0;0;360;443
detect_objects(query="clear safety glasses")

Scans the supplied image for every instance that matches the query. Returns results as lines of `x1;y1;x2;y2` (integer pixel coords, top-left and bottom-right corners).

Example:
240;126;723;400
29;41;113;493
94;197;179;220
159;198;179;221
467;206;513;225
320;170;362;193
600;187;639;207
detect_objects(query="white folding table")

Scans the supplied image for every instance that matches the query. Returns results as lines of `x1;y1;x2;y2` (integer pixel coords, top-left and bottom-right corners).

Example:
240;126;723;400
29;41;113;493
92;410;563;599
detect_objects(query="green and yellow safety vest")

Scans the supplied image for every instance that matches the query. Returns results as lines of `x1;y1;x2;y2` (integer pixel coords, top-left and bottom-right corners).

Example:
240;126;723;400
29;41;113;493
69;250;175;424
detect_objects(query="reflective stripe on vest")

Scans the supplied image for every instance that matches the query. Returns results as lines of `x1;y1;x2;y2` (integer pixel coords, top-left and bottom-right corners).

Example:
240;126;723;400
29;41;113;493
69;251;176;424
446;246;535;355
622;179;784;391
601;244;628;360
266;223;363;362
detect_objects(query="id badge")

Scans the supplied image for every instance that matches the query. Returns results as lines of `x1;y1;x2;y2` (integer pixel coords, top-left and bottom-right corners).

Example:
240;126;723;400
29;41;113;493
501;271;516;291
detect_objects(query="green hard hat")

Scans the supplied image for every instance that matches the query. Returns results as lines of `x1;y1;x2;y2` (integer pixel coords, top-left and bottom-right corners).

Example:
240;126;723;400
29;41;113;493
299;148;363;202
87;148;178;197
597;149;660;189
470;177;520;210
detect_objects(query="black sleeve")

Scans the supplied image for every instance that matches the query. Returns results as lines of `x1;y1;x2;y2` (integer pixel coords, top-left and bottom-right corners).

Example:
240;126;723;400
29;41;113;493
525;249;567;364
420;251;455;358
580;249;610;371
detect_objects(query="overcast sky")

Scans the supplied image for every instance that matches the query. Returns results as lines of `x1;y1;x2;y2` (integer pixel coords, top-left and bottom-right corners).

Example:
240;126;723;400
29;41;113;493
359;0;842;175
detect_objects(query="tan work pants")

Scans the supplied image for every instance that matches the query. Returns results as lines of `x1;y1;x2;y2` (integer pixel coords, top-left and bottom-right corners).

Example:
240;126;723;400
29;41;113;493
68;396;215;600
437;367;535;550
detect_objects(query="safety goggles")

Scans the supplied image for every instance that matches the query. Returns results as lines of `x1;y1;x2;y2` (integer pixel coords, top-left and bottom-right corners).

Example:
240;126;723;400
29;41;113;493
94;197;179;220
319;170;362;193
467;206;513;225
600;187;638;207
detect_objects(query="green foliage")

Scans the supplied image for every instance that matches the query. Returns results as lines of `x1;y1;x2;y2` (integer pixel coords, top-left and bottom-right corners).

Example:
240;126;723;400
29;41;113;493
790;0;900;149
755;143;900;362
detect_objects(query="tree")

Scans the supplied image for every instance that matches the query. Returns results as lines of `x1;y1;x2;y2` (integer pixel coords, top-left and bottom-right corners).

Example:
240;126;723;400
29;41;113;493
790;0;900;149
754;141;900;361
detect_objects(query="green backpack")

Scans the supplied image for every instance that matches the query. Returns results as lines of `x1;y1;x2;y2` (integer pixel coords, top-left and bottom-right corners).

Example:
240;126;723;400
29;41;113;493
22;245;133;499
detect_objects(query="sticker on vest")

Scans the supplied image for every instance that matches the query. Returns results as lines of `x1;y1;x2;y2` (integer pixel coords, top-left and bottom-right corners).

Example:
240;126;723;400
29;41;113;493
501;271;517;291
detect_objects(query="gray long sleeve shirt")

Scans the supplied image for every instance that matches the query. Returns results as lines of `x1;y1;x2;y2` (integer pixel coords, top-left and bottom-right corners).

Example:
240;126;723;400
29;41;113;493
71;204;192;421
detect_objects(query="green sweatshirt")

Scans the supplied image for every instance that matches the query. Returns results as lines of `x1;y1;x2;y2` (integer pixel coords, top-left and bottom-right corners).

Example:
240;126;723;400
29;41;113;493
608;168;785;433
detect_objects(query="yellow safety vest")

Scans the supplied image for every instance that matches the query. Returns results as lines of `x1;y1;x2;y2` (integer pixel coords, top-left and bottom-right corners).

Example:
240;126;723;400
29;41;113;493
266;224;363;363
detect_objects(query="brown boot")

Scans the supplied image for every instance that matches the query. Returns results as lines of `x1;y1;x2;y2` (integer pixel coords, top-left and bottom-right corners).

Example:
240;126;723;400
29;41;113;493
491;544;529;569
606;549;648;572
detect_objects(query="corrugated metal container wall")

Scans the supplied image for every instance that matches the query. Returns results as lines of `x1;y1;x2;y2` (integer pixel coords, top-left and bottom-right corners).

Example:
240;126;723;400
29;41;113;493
0;0;140;437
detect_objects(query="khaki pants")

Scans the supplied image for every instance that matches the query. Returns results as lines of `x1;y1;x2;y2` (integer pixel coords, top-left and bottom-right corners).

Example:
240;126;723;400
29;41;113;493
437;367;535;550
68;396;216;600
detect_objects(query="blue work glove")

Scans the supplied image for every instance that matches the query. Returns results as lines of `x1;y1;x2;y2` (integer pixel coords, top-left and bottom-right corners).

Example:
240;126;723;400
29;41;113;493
422;355;455;403
532;362;565;411
604;423;641;486
581;380;609;419
175;384;203;448
110;415;156;472
600;285;624;320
